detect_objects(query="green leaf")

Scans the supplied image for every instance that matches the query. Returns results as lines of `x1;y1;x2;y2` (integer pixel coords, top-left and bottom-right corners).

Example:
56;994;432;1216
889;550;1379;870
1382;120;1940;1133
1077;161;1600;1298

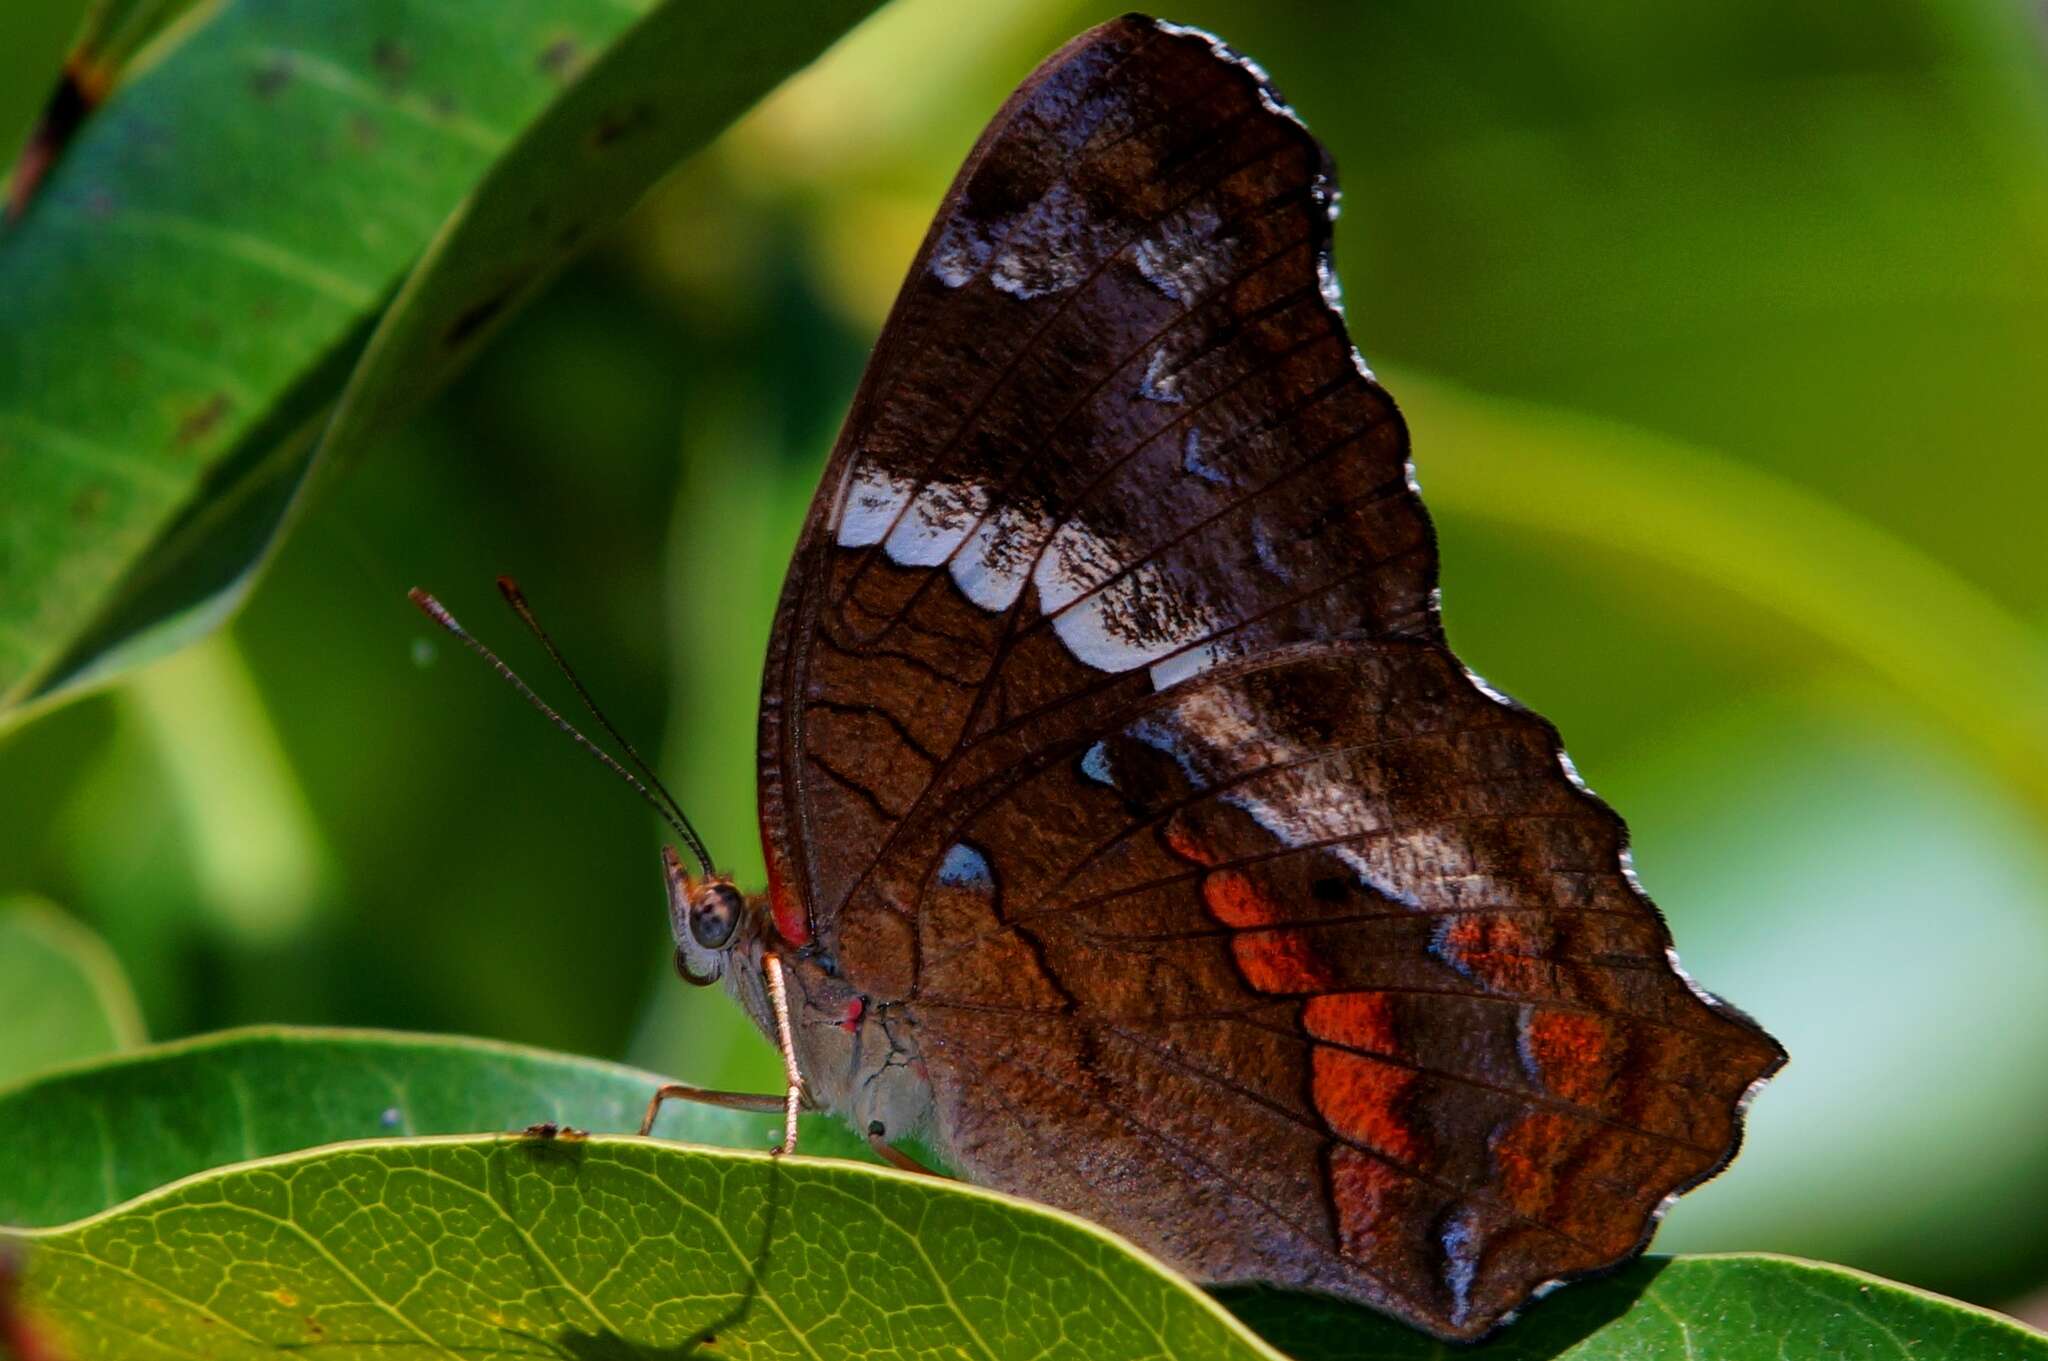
4;1135;1281;1361
0;895;143;1087
0;0;879;723
1221;1256;2048;1359
0;1025;880;1229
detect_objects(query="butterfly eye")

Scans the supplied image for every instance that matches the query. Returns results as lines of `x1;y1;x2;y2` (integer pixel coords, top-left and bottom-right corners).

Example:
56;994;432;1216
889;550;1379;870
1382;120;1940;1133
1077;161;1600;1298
672;944;719;987
690;882;743;951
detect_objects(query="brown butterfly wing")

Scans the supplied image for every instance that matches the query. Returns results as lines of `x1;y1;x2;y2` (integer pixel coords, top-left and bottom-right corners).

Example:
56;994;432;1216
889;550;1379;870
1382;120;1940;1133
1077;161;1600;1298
756;15;1782;1341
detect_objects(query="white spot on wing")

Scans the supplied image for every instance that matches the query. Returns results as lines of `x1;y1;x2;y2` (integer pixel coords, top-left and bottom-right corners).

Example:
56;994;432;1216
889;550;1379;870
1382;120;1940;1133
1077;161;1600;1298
1140;348;1184;403
1180;427;1228;485
929;217;992;288
884;479;990;567
937;842;993;891
1032;519;1122;615
948;502;1043;612
991;183;1101;300
1132;201;1228;303
1148;640;1228;690
1441;1208;1484;1326
835;461;916;547
1250;517;1290;580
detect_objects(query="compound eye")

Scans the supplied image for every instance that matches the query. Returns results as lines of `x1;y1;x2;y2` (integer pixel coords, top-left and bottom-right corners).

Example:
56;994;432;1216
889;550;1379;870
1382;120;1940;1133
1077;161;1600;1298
673;944;719;987
689;882;743;951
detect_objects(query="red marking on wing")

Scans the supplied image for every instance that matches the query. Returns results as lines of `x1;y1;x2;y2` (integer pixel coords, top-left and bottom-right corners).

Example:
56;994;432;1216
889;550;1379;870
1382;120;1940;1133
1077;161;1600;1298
1232;927;1336;993
1203;868;1280;926
1163;812;1223;867
1313;1047;1420;1163
1304;991;1399;1053
1489;1110;1638;1257
1328;1147;1409;1259
759;814;812;946
1522;1009;1614;1104
840;998;866;1033
1433;913;1547;992
1492;1110;1574;1220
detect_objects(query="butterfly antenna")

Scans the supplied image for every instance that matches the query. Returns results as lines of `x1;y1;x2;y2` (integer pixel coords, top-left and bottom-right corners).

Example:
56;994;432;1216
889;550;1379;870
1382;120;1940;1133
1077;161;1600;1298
491;577;715;877
409;587;715;877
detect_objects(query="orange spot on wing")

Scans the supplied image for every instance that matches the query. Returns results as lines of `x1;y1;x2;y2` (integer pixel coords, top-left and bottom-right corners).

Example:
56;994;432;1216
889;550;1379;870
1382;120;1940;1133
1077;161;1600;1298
1523;1010;1615;1103
1305;992;1399;1053
1313;1048;1420;1163
1163;812;1222;866
1232;927;1335;993
1491;1109;1574;1220
1203;868;1280;926
1328;1147;1408;1258
1433;913;1548;991
1490;1110;1641;1257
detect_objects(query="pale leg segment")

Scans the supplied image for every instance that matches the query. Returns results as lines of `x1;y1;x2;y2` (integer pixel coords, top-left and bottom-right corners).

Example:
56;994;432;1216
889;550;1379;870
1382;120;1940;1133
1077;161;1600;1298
763;952;803;1155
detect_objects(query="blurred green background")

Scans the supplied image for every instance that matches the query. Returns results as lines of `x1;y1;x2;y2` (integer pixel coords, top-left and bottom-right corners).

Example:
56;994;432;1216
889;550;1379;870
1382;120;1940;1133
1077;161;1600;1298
5;0;2048;1325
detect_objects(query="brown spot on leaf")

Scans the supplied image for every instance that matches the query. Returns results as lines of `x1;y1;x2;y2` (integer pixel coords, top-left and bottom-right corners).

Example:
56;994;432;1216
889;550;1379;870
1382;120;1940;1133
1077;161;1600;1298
71;484;109;524
348;114;380;150
590;102;655;148
372;38;412;86
444;289;513;349
538;37;582;80
175;394;230;448
252;55;292;98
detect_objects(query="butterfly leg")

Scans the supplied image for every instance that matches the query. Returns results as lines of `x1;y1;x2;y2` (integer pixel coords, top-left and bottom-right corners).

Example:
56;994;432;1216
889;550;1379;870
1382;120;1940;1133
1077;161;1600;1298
763;952;804;1155
638;1084;783;1136
864;1122;940;1176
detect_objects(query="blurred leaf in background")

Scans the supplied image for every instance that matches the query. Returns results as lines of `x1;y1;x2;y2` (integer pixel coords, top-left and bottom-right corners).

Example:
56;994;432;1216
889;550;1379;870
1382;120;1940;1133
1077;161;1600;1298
0;896;143;1085
2;0;2046;1331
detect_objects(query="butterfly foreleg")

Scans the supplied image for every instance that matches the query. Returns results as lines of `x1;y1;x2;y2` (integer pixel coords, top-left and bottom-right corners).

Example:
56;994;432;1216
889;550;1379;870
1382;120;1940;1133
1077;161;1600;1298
637;1083;784;1136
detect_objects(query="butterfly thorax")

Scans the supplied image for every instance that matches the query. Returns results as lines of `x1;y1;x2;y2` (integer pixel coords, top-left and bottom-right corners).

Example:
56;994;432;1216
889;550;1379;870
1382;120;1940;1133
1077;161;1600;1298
727;895;939;1148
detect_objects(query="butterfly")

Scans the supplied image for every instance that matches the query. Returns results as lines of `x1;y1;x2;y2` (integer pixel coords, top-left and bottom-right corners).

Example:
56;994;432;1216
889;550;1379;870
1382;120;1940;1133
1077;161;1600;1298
416;13;1784;1342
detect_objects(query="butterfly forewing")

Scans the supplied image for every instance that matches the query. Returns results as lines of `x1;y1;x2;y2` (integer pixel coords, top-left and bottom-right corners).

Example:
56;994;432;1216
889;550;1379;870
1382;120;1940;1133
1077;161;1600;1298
757;14;1781;1341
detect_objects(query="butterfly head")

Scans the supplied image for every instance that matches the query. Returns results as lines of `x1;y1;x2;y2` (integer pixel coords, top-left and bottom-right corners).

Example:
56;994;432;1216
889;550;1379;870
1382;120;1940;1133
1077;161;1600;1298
662;844;754;986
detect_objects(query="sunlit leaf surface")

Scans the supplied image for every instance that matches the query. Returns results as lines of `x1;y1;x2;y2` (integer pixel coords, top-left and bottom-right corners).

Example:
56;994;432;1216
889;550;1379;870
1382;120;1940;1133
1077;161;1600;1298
8;1137;1282;1361
0;1026;877;1229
